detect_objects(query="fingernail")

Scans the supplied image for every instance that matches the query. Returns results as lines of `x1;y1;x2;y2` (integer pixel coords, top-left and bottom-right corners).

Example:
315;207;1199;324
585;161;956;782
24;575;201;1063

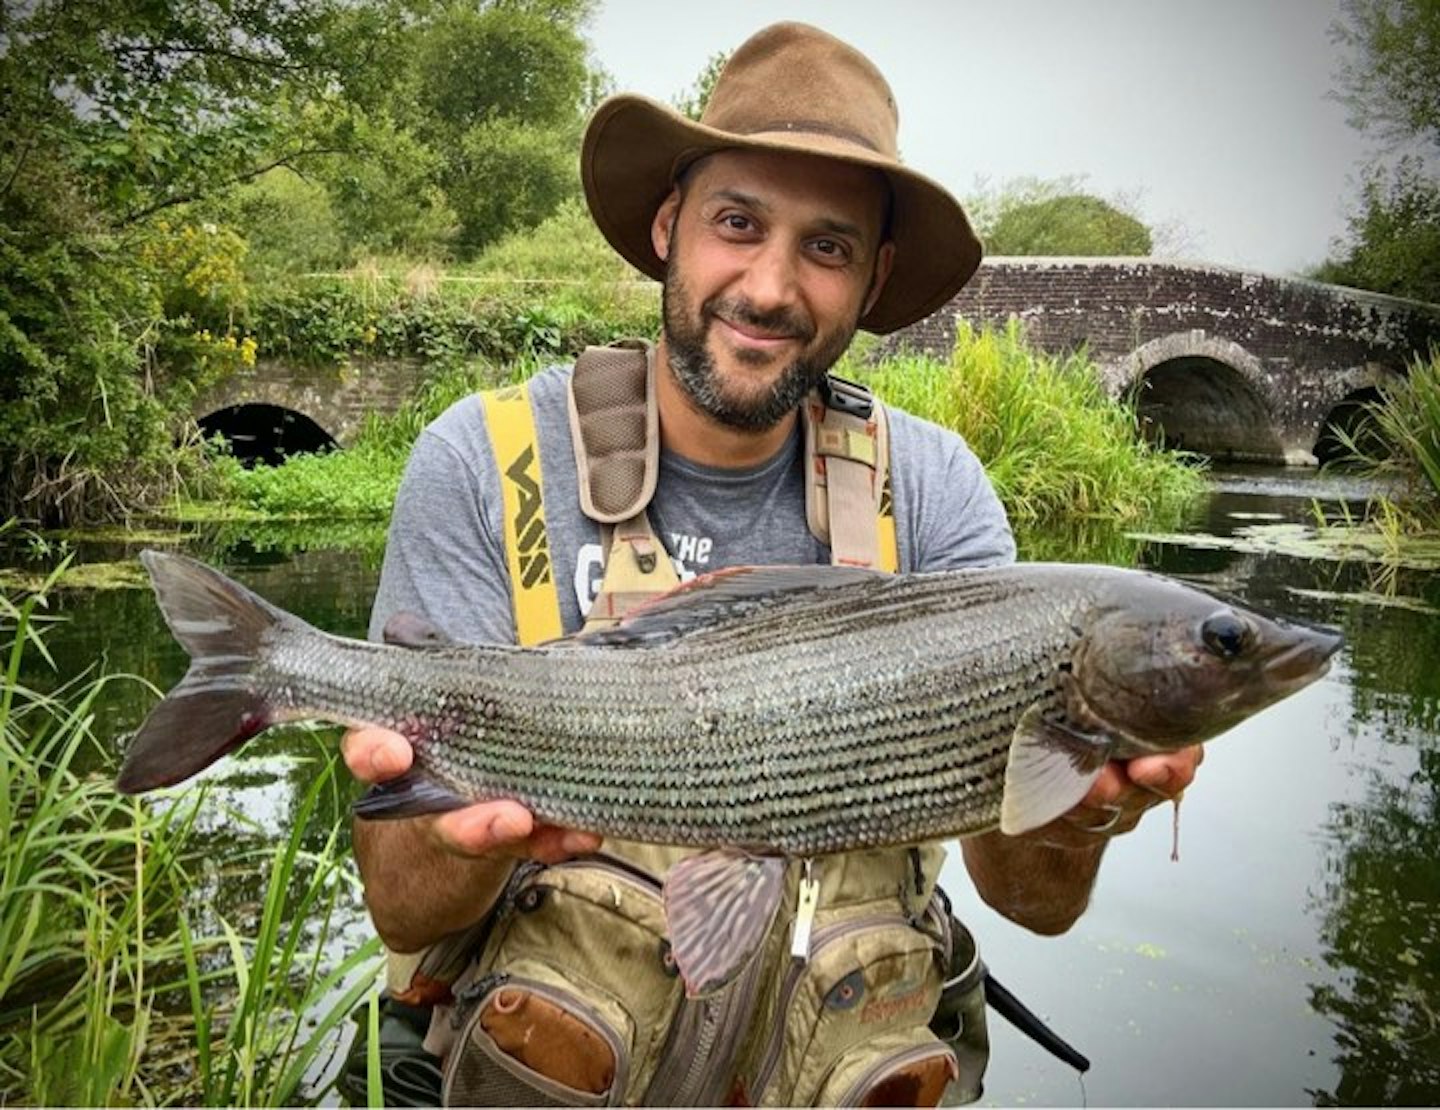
370;745;400;778
492;812;528;841
561;831;599;855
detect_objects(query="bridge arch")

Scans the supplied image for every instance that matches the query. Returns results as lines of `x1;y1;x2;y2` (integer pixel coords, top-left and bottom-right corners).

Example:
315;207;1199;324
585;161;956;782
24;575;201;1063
1311;362;1405;467
1117;333;1284;462
197;402;339;467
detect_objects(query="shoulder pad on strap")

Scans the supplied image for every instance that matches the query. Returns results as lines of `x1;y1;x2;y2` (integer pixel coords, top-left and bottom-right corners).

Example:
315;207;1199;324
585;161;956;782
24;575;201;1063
569;340;658;524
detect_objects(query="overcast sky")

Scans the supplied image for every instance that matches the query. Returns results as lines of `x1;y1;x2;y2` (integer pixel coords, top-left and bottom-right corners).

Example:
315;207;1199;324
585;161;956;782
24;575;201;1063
586;0;1378;276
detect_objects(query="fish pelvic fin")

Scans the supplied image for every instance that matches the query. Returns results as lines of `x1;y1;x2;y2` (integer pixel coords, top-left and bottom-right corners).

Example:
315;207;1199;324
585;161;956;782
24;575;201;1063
116;551;301;794
999;706;1113;836
663;850;787;998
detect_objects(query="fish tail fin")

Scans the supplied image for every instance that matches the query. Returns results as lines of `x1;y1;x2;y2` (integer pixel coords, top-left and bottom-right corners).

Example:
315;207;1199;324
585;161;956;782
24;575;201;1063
116;551;302;794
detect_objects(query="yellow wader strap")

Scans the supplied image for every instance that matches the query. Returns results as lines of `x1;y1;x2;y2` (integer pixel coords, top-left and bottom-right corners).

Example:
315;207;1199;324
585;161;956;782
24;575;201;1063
804;374;899;572
480;383;563;647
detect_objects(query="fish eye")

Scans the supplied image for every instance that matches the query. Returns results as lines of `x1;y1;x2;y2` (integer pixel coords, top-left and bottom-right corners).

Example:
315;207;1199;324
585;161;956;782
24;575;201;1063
1201;611;1253;659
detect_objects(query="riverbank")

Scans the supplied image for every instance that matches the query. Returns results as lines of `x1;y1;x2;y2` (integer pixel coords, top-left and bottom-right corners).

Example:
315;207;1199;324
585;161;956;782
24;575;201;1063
3;467;1437;1105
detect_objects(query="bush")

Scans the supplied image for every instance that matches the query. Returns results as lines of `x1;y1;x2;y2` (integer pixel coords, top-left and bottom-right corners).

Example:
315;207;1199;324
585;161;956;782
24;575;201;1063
855;321;1206;526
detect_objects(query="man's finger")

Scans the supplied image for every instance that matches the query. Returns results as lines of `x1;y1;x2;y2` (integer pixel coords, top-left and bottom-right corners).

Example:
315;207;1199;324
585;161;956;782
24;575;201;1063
341;726;413;784
1126;746;1203;797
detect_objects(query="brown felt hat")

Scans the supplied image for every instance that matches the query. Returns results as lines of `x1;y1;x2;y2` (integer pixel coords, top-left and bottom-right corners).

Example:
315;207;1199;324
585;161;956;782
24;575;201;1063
581;22;982;335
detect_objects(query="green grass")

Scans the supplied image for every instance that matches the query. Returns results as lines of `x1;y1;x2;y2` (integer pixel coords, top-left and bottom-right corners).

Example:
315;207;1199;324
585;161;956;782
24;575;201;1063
0;538;383;1105
854;320;1207;530
1335;349;1440;524
188;320;1207;543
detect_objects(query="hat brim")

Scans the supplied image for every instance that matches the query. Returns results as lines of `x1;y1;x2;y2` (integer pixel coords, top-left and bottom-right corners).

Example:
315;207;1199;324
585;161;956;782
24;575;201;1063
582;94;982;335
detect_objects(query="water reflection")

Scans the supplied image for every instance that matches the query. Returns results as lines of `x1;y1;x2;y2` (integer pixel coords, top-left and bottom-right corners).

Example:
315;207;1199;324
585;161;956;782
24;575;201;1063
6;470;1440;1105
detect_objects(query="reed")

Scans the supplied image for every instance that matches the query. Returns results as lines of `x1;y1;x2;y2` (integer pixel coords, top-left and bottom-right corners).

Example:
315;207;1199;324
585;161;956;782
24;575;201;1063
0;543;382;1105
854;320;1207;529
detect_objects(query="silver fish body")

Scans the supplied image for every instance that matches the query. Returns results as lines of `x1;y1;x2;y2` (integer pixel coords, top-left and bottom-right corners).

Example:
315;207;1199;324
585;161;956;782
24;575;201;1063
117;553;1342;995
121;556;1340;850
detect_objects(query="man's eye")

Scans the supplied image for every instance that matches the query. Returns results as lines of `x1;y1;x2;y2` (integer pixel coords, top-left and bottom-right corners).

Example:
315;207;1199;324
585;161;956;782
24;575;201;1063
721;213;753;232
810;238;850;262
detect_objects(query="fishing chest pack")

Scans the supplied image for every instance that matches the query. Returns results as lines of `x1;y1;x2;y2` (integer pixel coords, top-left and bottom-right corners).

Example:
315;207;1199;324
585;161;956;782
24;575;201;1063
349;342;992;1107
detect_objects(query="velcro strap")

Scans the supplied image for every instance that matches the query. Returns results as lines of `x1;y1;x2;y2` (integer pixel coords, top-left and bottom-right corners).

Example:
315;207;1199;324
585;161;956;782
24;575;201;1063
815;426;878;467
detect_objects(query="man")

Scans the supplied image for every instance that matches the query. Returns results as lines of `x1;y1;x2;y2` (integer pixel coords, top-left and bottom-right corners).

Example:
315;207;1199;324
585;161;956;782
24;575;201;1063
344;22;1200;1105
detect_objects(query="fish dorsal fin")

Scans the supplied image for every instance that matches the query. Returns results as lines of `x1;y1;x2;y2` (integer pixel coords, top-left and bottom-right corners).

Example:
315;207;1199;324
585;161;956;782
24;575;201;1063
573;565;885;648
663;849;787;997
382;611;461;649
1000;706;1114;836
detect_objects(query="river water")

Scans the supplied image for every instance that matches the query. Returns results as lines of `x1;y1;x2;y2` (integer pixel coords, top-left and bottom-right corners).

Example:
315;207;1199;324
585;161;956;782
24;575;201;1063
12;467;1439;1106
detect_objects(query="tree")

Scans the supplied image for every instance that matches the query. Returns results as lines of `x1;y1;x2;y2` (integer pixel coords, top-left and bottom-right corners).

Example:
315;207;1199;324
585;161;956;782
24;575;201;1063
1331;0;1440;150
1318;0;1440;302
1312;158;1440;302
0;0;393;522
966;178;1154;257
400;1;594;250
674;52;730;121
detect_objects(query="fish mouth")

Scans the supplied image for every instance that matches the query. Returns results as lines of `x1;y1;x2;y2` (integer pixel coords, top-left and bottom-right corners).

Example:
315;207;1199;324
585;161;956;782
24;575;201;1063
1262;622;1344;688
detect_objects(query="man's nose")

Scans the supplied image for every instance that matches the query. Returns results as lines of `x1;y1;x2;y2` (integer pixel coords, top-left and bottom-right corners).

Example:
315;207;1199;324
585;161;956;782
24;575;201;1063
738;239;800;314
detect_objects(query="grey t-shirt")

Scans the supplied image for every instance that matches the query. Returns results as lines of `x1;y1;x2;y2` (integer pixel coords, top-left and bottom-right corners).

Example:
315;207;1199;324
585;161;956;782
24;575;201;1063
370;363;1015;643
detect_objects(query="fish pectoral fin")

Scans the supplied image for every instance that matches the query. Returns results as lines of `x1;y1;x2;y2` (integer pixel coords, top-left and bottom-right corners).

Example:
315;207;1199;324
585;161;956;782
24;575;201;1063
352;770;471;821
999;706;1113;836
663;850;787;998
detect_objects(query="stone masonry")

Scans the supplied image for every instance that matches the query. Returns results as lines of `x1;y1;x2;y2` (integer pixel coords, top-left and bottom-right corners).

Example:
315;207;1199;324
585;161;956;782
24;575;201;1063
886;258;1440;463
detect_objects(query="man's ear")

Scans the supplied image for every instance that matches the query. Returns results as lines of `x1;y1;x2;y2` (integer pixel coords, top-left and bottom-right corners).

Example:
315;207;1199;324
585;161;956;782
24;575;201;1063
651;187;682;263
863;241;896;317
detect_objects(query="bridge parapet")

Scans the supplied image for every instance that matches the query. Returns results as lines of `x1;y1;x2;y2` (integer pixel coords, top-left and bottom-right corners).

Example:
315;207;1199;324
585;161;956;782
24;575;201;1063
194;357;430;448
888;258;1440;464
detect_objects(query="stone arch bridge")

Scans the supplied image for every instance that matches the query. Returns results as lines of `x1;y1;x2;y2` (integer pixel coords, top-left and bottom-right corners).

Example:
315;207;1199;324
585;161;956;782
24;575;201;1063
197;259;1440;466
887;258;1440;464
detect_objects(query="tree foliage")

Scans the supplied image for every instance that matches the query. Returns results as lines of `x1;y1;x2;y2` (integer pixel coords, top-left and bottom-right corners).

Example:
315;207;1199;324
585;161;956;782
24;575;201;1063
1332;0;1440;150
1319;0;1440;302
967;178;1154;257
0;0;603;523
1312;158;1440;302
674;52;731;121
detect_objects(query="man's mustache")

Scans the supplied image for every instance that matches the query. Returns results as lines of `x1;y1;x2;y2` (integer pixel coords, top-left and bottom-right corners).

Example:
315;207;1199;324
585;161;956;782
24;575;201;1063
705;297;815;343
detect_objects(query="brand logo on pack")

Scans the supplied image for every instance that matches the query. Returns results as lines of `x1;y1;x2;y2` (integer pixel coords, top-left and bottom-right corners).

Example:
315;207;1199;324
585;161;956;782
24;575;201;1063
505;445;551;587
859;982;929;1025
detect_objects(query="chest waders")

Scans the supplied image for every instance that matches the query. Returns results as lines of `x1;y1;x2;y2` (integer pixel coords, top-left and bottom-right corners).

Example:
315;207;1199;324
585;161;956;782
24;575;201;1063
349;344;996;1107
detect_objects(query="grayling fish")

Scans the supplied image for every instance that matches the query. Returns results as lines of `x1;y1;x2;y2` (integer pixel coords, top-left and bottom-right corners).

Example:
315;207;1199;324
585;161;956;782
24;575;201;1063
117;551;1341;995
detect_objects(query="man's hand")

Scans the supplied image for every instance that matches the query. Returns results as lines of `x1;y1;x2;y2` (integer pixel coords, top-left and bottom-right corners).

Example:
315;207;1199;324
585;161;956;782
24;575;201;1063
960;745;1205;935
1024;745;1205;851
342;726;602;864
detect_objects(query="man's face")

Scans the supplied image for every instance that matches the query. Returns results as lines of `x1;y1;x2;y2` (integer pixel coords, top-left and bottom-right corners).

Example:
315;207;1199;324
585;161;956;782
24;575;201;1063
651;149;894;432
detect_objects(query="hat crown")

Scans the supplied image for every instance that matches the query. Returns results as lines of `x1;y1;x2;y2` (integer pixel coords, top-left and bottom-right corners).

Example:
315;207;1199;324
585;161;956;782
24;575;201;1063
699;22;900;160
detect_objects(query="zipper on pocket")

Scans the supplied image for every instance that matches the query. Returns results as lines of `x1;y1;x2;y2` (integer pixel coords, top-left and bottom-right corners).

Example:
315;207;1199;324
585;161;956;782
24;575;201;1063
750;908;944;1099
835;1040;958;1106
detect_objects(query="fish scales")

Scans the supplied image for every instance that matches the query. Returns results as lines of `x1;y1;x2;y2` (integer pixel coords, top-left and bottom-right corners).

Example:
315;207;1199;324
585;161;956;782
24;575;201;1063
118;552;1345;1000
253;571;1085;854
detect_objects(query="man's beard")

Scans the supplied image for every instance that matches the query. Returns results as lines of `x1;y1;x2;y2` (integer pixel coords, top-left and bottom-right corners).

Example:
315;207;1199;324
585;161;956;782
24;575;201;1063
661;264;860;432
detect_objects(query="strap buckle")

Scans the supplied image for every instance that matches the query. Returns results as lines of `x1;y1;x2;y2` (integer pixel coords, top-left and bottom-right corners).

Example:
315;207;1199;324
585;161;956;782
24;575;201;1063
818;373;874;420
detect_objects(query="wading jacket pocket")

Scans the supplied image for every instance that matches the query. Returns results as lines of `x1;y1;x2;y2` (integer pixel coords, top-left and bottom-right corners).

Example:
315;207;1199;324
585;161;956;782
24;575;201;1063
443;966;632;1106
812;1028;959;1107
748;894;953;1106
440;854;685;1105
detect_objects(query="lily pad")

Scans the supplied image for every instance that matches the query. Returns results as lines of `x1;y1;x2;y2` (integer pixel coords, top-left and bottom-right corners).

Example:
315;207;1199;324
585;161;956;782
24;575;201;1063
1129;522;1440;570
1285;587;1440;615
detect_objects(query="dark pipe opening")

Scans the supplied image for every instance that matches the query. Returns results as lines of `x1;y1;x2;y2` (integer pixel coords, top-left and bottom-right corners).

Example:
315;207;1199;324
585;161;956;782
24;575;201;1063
197;403;338;468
